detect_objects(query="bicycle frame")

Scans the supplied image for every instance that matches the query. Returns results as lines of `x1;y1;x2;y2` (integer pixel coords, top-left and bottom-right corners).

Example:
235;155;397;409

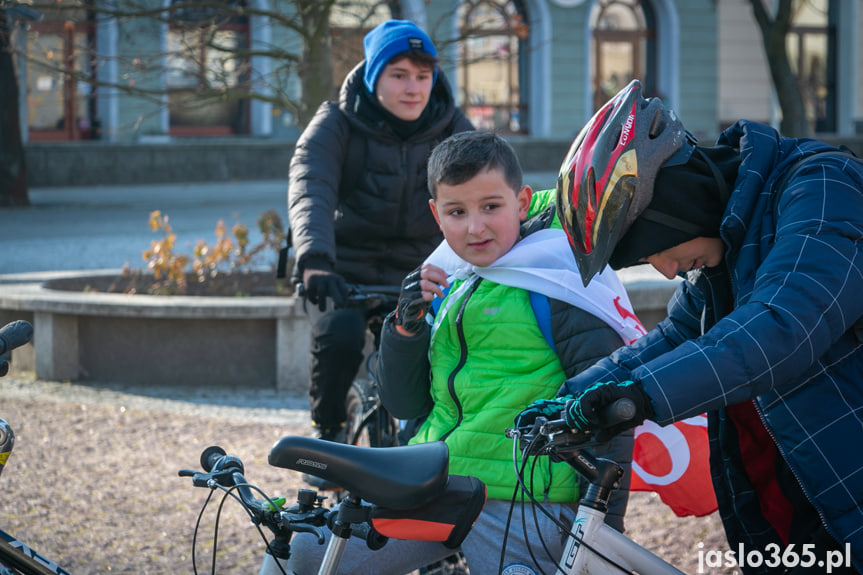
0;322;70;575
183;437;486;575
0;526;72;575
557;505;685;574
512;414;687;575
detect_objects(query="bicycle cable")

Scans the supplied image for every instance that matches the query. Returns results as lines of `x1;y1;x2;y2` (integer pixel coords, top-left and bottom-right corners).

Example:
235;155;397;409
524;456;559;574
191;488;216;575
499;469;522;574
514;433;561;575
509;430;637;575
501;432;554;575
194;481;292;575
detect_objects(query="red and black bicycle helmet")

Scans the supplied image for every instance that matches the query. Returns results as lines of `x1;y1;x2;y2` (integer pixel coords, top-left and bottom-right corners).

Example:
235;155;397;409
557;79;690;286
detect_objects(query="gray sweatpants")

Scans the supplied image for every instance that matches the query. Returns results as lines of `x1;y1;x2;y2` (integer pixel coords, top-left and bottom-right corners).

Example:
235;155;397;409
284;499;578;575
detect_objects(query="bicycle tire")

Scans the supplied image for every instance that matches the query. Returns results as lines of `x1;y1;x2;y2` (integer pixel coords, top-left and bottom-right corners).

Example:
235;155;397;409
345;378;397;448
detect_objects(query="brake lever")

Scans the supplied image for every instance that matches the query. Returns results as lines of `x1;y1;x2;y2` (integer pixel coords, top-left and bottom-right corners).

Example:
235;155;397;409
177;468;238;489
287;521;327;545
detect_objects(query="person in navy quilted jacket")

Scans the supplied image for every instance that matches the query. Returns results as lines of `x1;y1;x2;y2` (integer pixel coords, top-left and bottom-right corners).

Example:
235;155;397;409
518;80;863;575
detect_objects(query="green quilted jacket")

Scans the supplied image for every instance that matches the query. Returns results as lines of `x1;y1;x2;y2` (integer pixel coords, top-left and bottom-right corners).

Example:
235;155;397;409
410;274;579;501
378;189;627;504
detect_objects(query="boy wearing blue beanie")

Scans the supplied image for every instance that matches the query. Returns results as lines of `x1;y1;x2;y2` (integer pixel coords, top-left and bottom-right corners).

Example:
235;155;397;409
287;19;473;446
362;19;439;95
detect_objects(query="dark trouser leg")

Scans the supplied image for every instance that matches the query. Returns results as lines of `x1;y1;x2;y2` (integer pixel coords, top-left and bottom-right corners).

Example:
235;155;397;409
307;307;366;430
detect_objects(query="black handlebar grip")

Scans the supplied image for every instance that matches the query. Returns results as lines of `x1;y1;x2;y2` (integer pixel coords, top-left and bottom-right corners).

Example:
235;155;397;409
0;321;34;355
542;397;638;435
598;398;637;427
201;445;227;472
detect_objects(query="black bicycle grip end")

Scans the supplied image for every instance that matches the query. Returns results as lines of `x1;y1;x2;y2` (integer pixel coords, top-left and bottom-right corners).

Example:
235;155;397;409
598;398;637;428
200;445;228;472
543;397;638;436
0;320;34;355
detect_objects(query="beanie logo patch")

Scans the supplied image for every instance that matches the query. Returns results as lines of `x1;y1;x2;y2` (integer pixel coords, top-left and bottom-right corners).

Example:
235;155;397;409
408;37;424;50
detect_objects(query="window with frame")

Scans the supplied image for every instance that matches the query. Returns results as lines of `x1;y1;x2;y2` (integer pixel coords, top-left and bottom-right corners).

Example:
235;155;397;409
787;0;835;133
458;0;529;134
590;0;656;111
328;1;391;90
165;0;250;135
25;0;97;141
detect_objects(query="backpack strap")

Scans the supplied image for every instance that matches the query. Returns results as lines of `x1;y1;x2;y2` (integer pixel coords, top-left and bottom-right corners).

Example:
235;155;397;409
529;291;555;352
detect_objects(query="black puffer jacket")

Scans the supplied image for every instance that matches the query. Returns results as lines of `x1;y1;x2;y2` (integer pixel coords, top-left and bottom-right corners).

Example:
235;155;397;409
288;62;474;286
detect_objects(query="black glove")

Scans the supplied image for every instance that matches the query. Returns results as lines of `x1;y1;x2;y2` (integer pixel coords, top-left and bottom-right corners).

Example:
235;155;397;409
513;395;574;430
301;258;348;312
394;267;431;335
565;380;654;439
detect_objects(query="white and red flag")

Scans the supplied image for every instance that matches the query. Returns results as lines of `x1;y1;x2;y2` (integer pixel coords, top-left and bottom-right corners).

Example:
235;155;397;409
630;414;718;517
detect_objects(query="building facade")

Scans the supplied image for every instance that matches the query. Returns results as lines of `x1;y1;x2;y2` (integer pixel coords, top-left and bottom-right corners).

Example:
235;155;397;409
13;0;863;145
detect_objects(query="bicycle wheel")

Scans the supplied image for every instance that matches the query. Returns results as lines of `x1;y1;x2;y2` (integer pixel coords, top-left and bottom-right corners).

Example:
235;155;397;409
345;378;397;448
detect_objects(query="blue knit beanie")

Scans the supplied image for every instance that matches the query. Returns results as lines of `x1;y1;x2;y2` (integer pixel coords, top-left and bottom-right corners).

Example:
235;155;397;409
363;19;438;94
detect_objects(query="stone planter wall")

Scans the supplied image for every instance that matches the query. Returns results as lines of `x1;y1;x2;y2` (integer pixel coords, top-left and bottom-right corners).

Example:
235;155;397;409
0;270;677;395
0;272;309;394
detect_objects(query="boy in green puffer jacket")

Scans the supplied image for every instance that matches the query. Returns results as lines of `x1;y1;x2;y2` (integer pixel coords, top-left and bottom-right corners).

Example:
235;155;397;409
373;131;644;575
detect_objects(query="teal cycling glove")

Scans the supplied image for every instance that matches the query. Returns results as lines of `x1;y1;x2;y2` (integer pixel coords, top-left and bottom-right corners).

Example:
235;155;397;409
515;381;654;439
513;395;574;429
566;380;654;438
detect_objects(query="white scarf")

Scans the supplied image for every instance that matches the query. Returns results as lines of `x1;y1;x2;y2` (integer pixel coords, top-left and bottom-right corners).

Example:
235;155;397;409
425;228;646;345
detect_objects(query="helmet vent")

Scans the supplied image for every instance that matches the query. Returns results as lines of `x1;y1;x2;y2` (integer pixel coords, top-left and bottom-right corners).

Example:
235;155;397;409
648;109;666;139
611;127;623;151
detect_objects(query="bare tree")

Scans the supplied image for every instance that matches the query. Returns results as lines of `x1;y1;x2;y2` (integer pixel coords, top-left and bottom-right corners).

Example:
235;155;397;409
747;0;810;137
0;4;28;206
0;0;400;204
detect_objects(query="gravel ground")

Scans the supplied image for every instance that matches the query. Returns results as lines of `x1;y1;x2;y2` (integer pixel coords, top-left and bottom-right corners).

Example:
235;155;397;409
0;372;735;574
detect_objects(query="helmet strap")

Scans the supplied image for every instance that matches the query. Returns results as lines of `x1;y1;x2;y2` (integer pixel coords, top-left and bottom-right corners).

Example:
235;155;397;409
638;207;707;236
695;146;731;205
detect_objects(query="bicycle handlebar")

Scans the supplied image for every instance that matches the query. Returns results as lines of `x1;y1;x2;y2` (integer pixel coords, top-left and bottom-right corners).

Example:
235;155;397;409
541;397;636;435
179;446;332;545
295;283;400;312
507;398;637;454
0;321;33;356
0;320;33;378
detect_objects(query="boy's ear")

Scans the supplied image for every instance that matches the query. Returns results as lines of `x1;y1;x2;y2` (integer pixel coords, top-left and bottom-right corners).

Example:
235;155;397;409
517;185;533;220
429;198;443;229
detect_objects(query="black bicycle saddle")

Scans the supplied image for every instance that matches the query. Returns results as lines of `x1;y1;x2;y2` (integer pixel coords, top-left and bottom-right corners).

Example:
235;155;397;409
269;436;449;509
